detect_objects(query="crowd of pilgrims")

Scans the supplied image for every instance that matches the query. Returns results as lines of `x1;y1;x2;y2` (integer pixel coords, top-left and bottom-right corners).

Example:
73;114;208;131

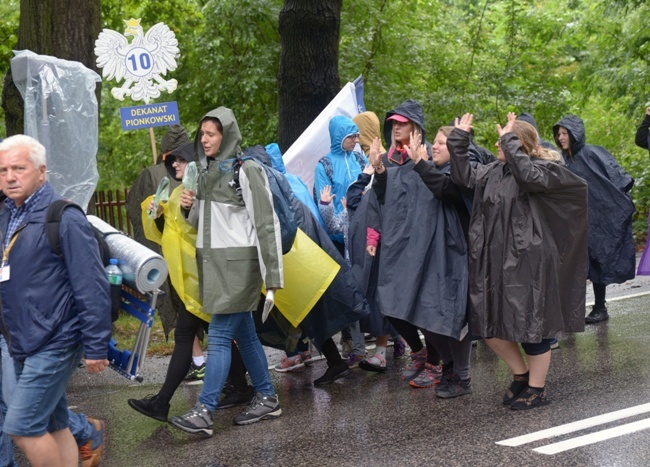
125;101;648;437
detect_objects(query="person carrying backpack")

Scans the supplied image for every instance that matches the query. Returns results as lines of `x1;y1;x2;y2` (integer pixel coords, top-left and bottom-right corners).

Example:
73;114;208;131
171;107;283;437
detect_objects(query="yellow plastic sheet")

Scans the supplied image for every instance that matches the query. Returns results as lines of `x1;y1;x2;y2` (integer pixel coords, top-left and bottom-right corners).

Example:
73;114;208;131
141;187;210;323
264;229;340;327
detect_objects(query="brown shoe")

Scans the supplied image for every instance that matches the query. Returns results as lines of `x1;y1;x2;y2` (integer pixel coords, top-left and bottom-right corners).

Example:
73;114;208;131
79;418;105;467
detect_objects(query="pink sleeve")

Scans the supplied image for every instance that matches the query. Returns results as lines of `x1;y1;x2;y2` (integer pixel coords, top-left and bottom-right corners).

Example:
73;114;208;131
367;227;381;247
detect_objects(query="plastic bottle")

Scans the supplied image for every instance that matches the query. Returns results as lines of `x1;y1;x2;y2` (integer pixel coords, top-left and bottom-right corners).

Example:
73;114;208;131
105;258;123;285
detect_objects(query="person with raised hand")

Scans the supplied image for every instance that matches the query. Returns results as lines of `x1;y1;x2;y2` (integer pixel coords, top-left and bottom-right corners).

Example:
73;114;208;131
448;112;588;410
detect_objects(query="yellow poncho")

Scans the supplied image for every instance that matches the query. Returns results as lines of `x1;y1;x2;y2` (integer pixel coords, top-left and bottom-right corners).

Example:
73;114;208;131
142;185;210;323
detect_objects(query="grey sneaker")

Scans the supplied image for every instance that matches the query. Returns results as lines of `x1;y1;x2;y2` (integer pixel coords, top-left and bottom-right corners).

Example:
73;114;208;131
233;392;282;426
169;402;214;436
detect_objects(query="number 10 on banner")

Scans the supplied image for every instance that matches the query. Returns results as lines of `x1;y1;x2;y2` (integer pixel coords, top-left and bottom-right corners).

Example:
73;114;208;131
125;47;153;78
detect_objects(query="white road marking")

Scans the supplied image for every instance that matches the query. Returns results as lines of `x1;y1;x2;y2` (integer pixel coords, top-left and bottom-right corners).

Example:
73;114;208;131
533;418;650;454
496;403;650;446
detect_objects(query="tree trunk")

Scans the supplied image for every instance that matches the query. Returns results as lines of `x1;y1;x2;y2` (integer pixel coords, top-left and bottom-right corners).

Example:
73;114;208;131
1;0;102;136
277;0;342;152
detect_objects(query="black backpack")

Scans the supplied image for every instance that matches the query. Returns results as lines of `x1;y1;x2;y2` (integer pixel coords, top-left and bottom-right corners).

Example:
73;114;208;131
45;199;119;321
232;150;298;255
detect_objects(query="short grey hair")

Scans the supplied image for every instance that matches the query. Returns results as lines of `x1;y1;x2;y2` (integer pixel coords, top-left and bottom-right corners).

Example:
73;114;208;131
0;135;47;169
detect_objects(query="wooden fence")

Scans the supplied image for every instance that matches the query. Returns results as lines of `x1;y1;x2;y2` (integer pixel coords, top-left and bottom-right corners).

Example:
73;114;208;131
91;189;132;236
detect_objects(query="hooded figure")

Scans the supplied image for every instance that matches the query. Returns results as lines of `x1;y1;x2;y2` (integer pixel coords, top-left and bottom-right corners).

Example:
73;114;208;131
187;107;283;315
313;116;368;244
553;115;636;287
142;141;208;321
125;124;188;336
353;111;386;155
365;100;468;339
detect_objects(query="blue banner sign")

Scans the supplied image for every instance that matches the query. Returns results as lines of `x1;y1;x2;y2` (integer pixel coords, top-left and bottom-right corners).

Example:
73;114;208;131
120;101;179;131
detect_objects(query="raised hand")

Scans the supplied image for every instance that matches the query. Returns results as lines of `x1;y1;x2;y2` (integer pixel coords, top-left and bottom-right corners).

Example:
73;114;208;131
363;163;375;175
320;185;335;203
368;137;383;167
454;113;474;133
497;112;517;137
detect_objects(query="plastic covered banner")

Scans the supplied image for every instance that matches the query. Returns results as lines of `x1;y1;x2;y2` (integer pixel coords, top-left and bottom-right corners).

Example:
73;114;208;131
11;50;102;210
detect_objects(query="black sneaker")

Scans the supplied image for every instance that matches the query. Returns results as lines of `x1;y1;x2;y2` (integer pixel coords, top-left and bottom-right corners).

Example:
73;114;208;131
233;392;282;425
434;374;472;399
169;402;214;436
217;385;255;410
184;362;206;381
313;362;351;386
127;394;170;422
585;305;608;324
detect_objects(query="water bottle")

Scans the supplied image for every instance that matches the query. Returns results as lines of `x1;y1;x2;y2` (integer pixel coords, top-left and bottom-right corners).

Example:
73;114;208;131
105;258;123;285
105;258;123;321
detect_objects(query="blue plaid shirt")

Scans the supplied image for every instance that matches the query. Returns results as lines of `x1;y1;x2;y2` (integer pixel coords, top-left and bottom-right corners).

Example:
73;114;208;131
3;183;47;250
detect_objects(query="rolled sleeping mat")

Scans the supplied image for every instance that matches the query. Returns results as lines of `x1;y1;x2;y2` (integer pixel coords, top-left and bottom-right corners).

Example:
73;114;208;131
87;216;168;293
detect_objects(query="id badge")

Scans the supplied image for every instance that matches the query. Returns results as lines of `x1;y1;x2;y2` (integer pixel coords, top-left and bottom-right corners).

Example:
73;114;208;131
0;265;10;282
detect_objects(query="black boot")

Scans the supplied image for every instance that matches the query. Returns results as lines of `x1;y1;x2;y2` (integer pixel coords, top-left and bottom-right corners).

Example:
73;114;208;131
585;304;608;324
128;394;170;422
313;362;350;386
217;384;254;410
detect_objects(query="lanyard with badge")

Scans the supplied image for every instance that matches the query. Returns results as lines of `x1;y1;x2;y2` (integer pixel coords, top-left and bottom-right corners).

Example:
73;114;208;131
0;231;19;282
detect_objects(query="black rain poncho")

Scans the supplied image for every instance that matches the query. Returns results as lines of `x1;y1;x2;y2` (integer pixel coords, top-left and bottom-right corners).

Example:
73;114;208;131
448;128;588;342
553;115;636;285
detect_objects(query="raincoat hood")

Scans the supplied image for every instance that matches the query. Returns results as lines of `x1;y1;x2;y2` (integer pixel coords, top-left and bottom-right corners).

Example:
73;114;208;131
328;116;359;157
384;99;427;146
265;143;286;174
164;141;196;180
353;111;385;154
161;124;190;155
553;115;586;155
195;107;242;167
517;113;539;132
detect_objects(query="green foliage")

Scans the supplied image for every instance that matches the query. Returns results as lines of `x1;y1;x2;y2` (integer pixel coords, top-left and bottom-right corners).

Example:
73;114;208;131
0;0;19;138
2;0;650;242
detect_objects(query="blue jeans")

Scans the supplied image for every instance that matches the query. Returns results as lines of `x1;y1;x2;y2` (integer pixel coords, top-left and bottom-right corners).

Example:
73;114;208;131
5;343;82;437
199;312;274;412
0;336;17;467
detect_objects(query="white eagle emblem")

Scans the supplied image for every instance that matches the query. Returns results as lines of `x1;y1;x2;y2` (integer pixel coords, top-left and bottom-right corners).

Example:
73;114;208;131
94;18;180;103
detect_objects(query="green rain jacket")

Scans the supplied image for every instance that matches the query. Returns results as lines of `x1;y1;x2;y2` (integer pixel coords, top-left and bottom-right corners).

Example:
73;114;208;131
186;107;283;314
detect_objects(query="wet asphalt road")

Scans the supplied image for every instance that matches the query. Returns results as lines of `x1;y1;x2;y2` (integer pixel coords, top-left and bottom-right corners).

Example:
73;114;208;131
62;272;650;467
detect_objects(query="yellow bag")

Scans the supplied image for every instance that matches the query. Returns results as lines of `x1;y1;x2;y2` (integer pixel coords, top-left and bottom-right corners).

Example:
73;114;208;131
264;229;340;327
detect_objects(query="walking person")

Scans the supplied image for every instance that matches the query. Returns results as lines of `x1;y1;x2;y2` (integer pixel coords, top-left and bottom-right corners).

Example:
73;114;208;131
0;135;112;464
171;107;282;437
553;115;636;323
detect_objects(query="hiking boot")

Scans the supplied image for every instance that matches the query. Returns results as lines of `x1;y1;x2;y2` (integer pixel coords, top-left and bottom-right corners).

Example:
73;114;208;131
510;386;550;410
345;353;366;369
502;373;530;405
393;337;408;359
274;355;304;373
435;374;472;398
169;402;214;436
409;363;442;388
585;305;608;324
313;362;351;386
184;362;206;381
233;392;282;425
299;351;314;366
128;394;170;422
359;354;387;373
401;348;428;381
217;385;255;410
79;418;104;467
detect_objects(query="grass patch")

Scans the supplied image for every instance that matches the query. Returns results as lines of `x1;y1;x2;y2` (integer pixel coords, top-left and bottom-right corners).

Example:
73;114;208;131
112;311;175;357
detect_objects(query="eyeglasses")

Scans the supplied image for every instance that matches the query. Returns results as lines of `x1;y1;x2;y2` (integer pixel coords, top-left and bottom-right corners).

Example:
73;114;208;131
348;134;360;140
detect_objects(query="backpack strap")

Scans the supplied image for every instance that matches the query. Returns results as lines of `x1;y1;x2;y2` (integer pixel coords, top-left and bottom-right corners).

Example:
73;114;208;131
45;200;85;256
